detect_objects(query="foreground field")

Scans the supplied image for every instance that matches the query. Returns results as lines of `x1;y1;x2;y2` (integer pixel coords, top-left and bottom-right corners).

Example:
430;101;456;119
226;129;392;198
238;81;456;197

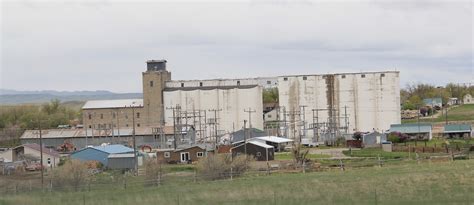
1;160;473;205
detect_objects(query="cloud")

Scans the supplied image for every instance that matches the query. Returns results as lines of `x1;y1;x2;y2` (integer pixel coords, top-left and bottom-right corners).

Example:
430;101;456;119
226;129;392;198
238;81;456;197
1;0;472;92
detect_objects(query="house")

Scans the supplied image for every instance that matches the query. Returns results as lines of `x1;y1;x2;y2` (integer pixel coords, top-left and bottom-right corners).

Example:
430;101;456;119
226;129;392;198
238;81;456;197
249;136;293;152
156;146;207;164
70;144;135;168
12;144;61;168
423;98;442;108
0;148;13;163
463;94;474;104
389;124;433;140
231;141;274;161
447;98;459;106
443;124;472;139
230;128;267;143
362;132;387;147
264;109;278;122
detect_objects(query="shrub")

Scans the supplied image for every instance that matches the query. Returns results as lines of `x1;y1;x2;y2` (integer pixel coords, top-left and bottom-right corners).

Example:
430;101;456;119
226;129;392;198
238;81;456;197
51;159;92;191
196;154;251;180
388;132;409;143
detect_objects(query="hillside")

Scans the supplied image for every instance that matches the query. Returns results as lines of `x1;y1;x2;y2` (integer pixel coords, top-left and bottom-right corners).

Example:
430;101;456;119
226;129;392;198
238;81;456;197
0;89;142;105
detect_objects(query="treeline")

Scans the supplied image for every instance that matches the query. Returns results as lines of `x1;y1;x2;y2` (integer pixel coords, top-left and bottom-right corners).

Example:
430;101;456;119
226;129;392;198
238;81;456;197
0;99;81;130
401;83;474;110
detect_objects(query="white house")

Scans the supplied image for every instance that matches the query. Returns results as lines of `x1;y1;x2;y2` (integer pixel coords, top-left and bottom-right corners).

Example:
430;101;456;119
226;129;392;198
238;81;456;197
463;94;473;104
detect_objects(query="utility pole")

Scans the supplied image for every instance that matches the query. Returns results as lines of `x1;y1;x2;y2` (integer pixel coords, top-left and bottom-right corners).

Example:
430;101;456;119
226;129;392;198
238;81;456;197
37;116;44;190
127;102;139;174
244;120;247;156
244;108;256;139
445;107;448;125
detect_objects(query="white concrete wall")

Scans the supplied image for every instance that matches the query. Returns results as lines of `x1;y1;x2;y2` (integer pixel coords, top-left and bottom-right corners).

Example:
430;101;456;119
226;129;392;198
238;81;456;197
163;86;264;139
278;72;400;139
166;77;278;89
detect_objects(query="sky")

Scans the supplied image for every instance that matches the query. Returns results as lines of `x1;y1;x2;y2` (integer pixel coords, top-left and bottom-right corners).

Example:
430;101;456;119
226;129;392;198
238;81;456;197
1;0;473;93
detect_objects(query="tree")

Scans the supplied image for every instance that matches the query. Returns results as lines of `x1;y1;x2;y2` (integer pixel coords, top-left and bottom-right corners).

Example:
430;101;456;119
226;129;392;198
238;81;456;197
263;88;279;103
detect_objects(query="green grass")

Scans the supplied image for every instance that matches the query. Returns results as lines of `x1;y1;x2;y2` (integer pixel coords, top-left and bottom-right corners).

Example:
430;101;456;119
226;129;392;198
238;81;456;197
274;152;331;160
2;160;474;205
397;138;472;148
402;104;474;123
342;148;410;159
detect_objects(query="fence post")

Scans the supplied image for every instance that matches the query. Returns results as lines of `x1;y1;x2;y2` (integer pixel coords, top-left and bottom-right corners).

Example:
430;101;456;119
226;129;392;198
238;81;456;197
374;188;378;205
49;179;52;192
377;154;383;167
408;144;411;159
194;170;197;183
339;159;344;171
29;180;32;191
230;167;233;181
123;178;127;190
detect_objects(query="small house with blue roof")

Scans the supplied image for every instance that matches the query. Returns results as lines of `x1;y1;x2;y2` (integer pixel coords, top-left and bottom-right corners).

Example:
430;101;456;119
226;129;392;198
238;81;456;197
70;144;134;167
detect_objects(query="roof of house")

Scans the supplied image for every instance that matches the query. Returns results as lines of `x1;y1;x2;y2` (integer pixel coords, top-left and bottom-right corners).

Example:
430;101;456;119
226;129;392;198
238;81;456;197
82;99;144;109
88;145;134;154
250;136;293;144
444;124;472;133
16;144;60;158
389;124;432;134
232;140;274;150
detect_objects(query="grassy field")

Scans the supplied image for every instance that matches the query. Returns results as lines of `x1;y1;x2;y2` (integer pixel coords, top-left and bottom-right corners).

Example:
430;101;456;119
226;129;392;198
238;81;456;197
402;104;474;123
1;160;474;205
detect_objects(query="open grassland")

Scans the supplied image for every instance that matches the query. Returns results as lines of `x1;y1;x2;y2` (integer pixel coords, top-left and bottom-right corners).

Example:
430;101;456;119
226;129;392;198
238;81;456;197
275;152;331;160
403;104;474;123
1;160;474;205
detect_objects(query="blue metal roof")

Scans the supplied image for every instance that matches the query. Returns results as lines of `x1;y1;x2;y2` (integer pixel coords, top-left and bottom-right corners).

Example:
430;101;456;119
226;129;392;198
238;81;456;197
444;124;472;133
423;98;442;106
91;145;134;154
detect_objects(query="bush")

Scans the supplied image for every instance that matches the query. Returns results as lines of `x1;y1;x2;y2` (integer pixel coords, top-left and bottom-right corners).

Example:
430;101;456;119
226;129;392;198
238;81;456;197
196;154;251;180
388;132;409;143
51;159;92;191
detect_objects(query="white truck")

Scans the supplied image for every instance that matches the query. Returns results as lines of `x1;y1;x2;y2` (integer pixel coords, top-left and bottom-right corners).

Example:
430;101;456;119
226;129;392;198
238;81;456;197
301;138;319;147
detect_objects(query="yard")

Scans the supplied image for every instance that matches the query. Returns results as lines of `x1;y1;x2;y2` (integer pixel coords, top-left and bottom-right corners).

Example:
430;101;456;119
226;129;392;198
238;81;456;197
1;159;474;205
402;104;474;123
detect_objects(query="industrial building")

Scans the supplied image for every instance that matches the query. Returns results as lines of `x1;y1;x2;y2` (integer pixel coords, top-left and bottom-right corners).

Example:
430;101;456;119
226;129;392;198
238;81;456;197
278;72;401;143
77;59;400;148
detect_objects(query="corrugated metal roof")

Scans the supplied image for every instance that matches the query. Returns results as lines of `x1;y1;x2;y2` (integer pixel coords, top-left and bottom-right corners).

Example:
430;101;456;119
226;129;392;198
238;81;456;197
15;144;60;158
390;124;432;134
444;124;472;133
90;145;134;154
251;136;293;144
423;98;442;105
82;99;143;109
20;126;175;139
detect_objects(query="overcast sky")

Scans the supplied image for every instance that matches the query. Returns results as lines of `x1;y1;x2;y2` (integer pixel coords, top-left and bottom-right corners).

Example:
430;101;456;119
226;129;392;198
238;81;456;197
1;0;473;93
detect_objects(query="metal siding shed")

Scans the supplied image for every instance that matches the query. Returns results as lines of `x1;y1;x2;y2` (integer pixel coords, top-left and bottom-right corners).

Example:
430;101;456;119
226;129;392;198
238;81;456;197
444;124;472;133
70;148;109;166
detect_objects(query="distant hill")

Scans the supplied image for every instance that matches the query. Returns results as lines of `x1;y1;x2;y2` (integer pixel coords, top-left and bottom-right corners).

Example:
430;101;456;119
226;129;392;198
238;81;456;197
0;89;142;105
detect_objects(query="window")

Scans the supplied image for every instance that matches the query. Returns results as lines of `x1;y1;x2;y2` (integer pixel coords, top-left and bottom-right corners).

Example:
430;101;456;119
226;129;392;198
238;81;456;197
88;114;92;120
125;114;128;119
303;76;307;80
341;75;346;79
256;152;262;157
126;124;129;127
137;123;140;127
150;81;154;87
283;77;288;81
381;73;385;77
361;74;366;78
100;114;103;119
197;152;204;157
181;83;184;87
237;81;240;85
164;152;171;158
267;81;271;84
112;112;116;119
89;125;92;129
199;82;203;87
137;112;140;118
